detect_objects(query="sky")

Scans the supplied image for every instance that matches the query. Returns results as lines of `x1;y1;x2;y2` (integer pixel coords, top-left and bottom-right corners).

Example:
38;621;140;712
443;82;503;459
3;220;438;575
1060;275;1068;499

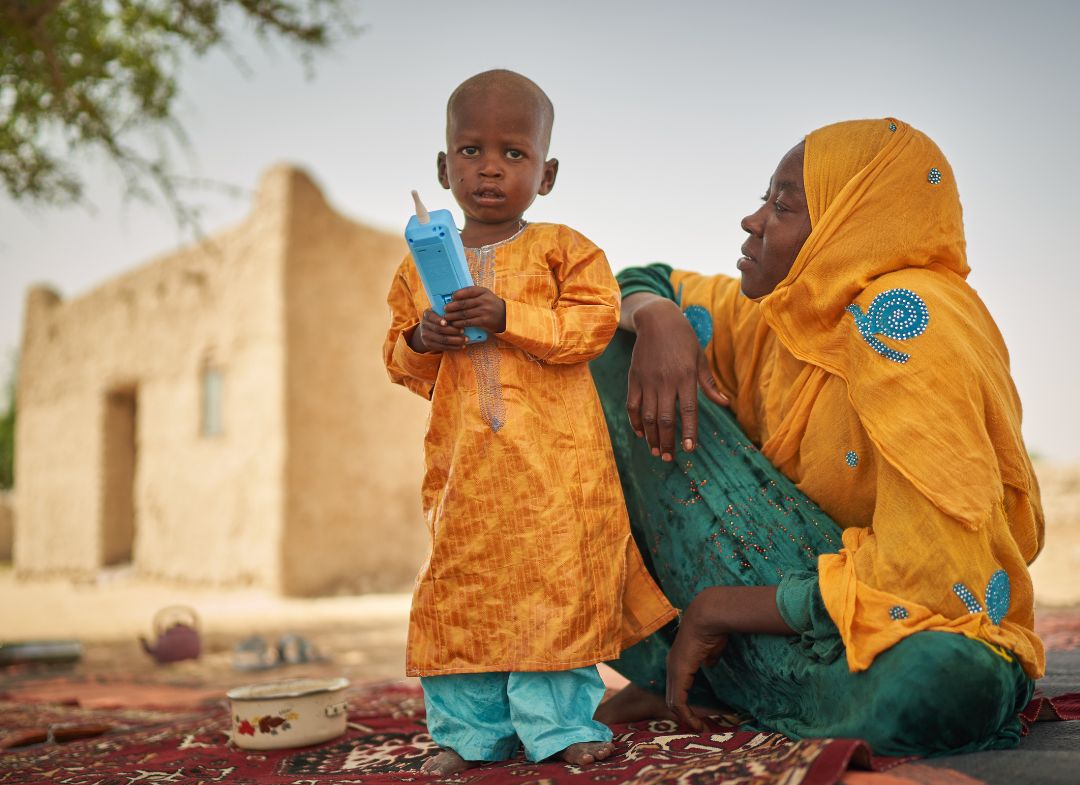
1;0;1078;460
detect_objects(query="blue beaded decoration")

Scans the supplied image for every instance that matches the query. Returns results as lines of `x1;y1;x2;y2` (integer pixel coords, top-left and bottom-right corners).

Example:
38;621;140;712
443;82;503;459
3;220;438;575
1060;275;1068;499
928;167;942;185
953;582;984;615
684;305;713;348
889;605;909;621
846;288;930;364
888;122;897;132
845;450;859;468
984;570;1011;625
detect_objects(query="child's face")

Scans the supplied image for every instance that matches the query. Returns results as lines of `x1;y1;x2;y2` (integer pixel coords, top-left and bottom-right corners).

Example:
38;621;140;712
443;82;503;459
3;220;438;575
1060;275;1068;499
438;91;557;237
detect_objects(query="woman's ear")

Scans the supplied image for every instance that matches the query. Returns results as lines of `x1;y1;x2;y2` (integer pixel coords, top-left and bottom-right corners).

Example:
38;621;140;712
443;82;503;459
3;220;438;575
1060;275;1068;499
437;152;450;190
538;158;559;196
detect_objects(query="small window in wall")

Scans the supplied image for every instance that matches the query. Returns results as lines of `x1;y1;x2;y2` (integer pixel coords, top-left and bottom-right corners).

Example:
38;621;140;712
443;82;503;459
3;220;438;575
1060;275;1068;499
201;366;224;437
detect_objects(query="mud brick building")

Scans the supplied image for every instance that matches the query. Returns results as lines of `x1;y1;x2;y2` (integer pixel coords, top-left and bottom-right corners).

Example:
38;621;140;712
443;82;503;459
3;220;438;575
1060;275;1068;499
14;166;428;595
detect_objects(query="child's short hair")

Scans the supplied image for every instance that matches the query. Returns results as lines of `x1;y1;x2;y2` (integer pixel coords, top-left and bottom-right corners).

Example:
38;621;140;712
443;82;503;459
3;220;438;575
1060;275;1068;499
446;70;554;155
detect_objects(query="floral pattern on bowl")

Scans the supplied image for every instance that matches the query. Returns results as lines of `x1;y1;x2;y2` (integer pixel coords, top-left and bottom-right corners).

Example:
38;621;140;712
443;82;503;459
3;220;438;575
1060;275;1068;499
235;710;299;736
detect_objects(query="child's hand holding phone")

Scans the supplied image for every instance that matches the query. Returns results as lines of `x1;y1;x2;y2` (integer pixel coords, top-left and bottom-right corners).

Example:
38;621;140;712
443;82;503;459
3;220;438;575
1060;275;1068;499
410;309;468;353
443;287;506;335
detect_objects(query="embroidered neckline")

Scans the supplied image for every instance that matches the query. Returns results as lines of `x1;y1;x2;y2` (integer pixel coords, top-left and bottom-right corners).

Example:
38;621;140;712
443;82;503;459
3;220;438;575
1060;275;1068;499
463;221;530;252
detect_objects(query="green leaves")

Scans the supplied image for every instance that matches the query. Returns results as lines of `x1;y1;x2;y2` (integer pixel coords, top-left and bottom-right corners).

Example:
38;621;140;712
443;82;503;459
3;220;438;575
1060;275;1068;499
0;0;352;229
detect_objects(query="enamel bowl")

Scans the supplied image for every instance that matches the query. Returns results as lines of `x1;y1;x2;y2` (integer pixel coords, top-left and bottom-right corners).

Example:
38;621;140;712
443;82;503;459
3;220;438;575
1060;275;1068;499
226;677;349;750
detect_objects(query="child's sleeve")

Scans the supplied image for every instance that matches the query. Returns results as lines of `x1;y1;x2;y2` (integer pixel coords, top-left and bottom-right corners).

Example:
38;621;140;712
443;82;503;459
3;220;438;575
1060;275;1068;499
384;258;441;400
497;227;619;364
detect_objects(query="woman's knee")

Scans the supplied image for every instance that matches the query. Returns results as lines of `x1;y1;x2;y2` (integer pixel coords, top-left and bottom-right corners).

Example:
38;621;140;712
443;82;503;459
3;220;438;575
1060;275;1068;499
865;632;1028;755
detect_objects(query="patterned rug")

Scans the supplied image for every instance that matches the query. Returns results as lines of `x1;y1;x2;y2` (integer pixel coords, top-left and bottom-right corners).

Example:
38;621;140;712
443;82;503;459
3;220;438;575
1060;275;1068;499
0;681;880;785
3;611;1077;785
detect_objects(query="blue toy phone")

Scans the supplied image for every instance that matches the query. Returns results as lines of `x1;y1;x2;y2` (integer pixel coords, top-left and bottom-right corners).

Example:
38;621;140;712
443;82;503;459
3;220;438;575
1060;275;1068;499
405;191;488;343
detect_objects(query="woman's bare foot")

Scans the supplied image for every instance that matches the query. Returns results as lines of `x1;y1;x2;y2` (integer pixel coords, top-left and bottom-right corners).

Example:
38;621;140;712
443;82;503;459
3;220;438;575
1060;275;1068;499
558;740;615;765
420;749;477;776
594;683;673;725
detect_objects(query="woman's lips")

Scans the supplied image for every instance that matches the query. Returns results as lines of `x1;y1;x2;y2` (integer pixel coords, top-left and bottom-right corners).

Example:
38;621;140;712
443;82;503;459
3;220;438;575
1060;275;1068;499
737;248;756;271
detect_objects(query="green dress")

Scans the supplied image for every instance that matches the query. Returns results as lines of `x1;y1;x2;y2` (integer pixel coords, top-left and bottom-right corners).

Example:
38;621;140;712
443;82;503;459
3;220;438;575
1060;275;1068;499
590;267;1033;757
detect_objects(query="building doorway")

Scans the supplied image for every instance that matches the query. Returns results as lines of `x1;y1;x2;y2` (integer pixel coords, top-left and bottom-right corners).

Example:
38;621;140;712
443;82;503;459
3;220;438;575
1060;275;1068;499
102;387;137;565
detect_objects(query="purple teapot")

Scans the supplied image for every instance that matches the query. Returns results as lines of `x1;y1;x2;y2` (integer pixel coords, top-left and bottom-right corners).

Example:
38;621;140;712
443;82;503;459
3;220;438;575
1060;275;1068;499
140;605;201;664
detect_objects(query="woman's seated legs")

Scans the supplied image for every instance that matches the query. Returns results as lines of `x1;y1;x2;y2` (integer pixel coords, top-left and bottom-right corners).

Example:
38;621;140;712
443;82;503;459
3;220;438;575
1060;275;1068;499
590;333;1033;755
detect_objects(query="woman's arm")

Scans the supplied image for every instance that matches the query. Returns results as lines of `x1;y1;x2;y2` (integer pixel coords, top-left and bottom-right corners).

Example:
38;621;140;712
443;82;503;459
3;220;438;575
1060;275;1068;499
621;293;728;460
666;585;794;730
619;291;670;332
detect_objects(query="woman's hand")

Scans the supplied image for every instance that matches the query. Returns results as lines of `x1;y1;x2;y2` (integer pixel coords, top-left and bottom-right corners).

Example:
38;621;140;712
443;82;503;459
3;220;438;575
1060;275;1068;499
666;585;794;731
666;587;730;731
625;296;728;460
409;309;468;353
443;286;507;334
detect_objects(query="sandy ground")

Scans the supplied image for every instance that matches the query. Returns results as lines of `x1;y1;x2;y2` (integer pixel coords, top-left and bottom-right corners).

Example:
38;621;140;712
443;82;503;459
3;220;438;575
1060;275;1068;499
1029;462;1080;606
0;566;413;687
0;566;411;642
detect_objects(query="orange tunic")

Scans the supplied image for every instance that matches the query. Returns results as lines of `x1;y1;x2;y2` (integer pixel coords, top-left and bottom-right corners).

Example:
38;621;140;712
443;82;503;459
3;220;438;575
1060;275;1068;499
384;223;676;676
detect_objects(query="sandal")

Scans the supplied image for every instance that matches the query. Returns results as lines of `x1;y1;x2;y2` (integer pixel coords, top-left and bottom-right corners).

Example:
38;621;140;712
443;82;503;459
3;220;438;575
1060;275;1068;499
232;635;280;671
278;633;321;665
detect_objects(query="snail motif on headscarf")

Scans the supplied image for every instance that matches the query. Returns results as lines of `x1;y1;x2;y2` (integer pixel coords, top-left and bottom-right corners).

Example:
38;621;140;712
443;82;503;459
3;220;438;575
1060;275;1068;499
845;288;930;364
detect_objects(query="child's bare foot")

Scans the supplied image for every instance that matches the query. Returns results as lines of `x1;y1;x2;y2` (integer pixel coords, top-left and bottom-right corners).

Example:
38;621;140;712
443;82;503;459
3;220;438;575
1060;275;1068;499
594;683;673;725
420;749;476;776
558;740;615;765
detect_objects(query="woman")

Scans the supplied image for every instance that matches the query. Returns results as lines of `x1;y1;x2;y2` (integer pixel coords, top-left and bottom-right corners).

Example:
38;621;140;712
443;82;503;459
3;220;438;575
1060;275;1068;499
591;119;1044;757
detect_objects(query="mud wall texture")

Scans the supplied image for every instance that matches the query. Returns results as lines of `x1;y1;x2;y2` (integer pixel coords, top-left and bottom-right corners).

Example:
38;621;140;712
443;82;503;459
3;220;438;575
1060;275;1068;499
14;165;428;595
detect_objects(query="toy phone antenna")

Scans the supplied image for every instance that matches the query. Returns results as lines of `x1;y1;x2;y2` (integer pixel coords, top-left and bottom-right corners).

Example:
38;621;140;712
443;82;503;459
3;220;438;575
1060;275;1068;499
411;190;430;225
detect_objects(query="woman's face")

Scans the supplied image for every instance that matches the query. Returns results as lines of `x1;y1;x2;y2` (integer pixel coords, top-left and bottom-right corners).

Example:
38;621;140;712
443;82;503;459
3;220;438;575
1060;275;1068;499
737;142;812;299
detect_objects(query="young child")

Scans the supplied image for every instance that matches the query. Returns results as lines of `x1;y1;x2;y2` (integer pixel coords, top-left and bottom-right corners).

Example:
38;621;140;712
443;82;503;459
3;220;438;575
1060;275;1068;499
383;70;676;775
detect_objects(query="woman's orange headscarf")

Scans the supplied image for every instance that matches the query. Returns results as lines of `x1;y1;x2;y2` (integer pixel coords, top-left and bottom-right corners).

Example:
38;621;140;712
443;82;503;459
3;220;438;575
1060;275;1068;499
760;119;1039;545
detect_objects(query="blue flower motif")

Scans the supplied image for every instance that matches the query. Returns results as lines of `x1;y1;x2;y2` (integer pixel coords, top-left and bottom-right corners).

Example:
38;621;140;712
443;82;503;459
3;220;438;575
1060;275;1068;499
846;288;930;364
845;450;859;468
684;305;713;348
985;570;1010;625
889;605;909;621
